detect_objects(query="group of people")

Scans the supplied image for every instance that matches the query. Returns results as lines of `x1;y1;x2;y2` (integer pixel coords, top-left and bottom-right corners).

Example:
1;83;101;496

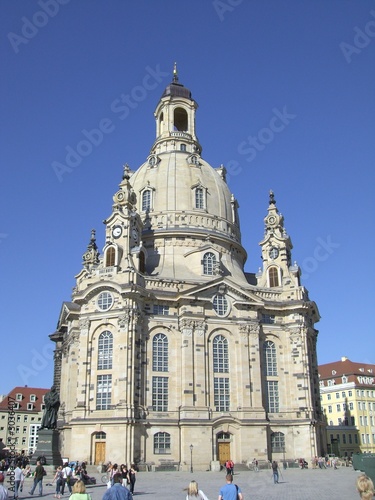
106;462;137;500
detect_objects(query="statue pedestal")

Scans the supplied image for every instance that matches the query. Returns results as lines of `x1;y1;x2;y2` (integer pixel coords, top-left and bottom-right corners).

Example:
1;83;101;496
31;429;62;467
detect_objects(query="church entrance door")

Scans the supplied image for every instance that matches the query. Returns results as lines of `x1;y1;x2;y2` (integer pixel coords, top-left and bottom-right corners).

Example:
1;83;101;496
218;442;231;465
95;442;106;465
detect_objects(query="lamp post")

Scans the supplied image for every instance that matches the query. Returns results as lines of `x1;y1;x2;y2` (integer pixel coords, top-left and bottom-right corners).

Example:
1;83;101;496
190;444;193;473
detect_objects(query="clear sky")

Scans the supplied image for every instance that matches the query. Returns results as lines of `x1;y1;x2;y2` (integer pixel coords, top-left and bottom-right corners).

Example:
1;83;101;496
1;0;374;395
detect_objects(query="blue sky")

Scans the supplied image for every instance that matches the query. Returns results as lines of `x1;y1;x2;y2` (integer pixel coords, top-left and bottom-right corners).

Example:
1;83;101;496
1;0;374;395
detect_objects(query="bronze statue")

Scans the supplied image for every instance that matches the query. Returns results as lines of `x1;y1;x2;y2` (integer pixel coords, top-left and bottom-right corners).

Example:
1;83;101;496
40;386;60;430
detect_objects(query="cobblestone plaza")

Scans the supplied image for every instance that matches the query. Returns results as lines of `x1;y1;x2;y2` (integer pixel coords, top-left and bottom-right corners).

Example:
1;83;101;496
5;466;364;500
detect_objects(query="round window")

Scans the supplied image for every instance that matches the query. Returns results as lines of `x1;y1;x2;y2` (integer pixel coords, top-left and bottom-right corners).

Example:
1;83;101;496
97;291;113;311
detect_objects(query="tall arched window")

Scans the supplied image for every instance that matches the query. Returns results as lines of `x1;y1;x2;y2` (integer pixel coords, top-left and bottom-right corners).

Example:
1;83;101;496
153;333;168;372
98;331;113;370
213;335;229;373
142;190;151;211
203;252;216;275
106;247;116;267
213;335;230;411
264;341;277;376
264;340;279;413
268;267;279;287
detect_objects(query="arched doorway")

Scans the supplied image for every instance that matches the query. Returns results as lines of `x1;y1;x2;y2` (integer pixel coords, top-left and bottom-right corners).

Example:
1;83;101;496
217;432;231;466
94;431;106;465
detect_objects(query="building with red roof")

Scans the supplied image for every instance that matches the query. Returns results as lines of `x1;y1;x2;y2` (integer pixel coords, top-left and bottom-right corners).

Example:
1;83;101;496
0;386;49;457
318;357;375;456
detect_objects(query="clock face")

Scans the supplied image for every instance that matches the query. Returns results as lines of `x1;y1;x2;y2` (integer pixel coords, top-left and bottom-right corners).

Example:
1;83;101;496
269;247;279;259
267;215;276;225
112;225;122;239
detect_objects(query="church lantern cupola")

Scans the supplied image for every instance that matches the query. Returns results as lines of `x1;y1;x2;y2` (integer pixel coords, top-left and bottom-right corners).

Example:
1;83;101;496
152;63;202;155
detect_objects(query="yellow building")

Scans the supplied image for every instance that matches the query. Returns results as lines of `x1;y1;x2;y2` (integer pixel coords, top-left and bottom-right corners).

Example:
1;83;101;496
0;387;48;457
319;357;375;457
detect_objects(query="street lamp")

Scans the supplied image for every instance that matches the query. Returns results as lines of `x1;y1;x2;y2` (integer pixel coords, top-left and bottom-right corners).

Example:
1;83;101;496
190;444;193;473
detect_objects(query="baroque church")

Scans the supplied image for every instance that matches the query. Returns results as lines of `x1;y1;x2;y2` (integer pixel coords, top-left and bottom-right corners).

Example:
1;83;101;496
50;68;324;470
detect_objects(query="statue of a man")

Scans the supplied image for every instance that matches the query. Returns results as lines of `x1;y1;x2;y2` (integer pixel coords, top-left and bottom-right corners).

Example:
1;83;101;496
40;386;60;430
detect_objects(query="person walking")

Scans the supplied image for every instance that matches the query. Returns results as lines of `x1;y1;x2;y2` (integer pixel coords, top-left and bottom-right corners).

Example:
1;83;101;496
128;464;137;494
29;460;45;496
14;462;24;499
185;480;208;500
120;464;129;489
52;466;63;499
271;460;279;484
218;473;243;500
61;462;72;495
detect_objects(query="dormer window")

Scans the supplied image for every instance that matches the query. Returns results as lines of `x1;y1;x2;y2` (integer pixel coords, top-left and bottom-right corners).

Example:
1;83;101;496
142;189;152;212
203;252;217;275
16;394;22;401
30;394;36;402
27;403;34;411
195;187;204;209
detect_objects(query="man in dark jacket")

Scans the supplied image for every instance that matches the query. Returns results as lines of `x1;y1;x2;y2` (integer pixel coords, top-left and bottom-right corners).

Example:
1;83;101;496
29;460;45;496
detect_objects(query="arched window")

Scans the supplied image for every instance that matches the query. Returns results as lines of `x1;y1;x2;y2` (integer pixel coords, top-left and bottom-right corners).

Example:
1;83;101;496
264;341;277;376
173;107;188;131
268;267;279;287
98;331;113;370
271;432;285;452
213;294;228;316
154;432;171;454
106;247;115;267
142;190;151;211
213;335;229;373
213;335;230;411
153;333;168;372
195;187;204;209
203;252;216;275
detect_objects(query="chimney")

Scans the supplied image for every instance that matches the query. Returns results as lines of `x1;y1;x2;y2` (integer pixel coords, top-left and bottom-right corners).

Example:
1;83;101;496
341;356;348;362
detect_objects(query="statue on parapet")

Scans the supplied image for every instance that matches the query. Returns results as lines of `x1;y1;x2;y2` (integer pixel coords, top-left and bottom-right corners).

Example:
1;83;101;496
39;386;60;430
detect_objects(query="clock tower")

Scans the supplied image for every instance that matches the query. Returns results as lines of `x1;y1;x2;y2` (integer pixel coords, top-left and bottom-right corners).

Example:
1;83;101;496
256;190;301;289
102;164;144;274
